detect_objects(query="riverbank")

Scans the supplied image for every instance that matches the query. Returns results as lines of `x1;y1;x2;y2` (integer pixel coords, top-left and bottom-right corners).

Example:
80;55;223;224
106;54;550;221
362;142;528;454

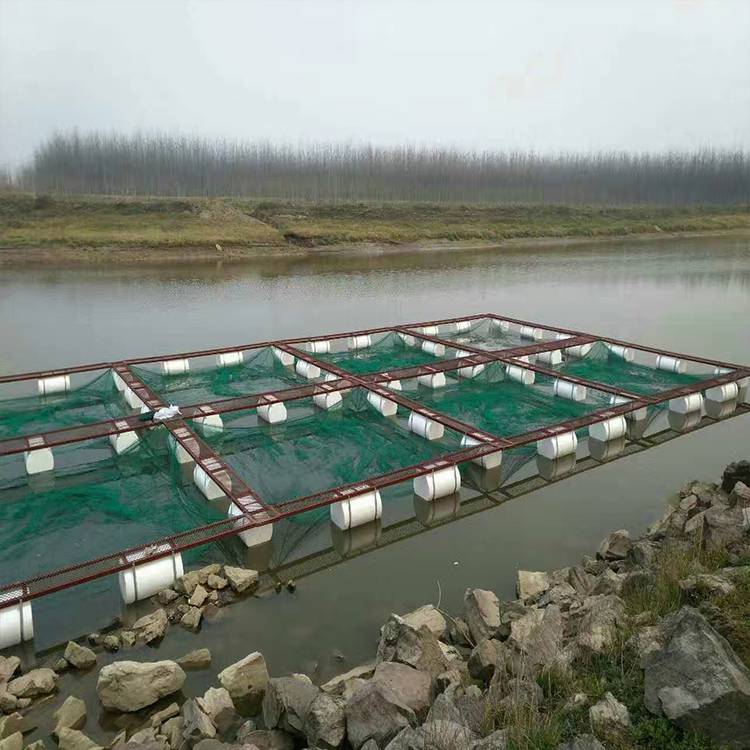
1;460;749;750
0;194;748;266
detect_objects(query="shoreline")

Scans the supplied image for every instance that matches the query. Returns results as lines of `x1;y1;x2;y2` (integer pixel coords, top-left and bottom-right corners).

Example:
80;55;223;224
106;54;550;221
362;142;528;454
1;228;748;268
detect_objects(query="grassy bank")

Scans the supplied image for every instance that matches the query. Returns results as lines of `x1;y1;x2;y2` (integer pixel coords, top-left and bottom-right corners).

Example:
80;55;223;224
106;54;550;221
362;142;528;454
0;194;748;254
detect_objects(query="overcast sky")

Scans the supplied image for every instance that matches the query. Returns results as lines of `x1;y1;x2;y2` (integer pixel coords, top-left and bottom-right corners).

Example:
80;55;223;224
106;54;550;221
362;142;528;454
1;0;749;167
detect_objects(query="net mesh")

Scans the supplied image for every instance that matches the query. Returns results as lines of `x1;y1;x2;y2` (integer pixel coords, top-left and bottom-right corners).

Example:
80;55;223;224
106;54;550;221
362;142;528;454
432;318;527;351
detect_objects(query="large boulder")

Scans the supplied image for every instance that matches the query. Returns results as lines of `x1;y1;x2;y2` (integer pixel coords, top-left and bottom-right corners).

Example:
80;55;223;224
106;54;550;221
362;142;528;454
97;661;186;712
222;566;259;594
56;729;101;750
344;681;416;749
53;696;87;736
507;605;563;670
463;589;501;643
575;595;626;654
240;729;293;750
372;662;433;720
303;691;346;749
262;675;319;737
642;606;750;748
588;692;630;732
597;530;632;561
0;734;22;750
400;605;447;639
7;669;57;698
131;609;169;644
0;658;20;686
196;687;236;734
702;505;747;552
217;652;269;713
516;571;550;603
377;616;449;678
64;642;97;670
467;639;504;684
722;461;750;493
181;699;216;744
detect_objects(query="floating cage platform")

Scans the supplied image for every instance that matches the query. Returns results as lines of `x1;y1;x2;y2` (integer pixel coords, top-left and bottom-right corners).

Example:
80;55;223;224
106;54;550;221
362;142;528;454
1;312;748;648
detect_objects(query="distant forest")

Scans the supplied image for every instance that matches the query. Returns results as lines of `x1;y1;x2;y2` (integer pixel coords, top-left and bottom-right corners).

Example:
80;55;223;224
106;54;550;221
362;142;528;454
10;132;750;205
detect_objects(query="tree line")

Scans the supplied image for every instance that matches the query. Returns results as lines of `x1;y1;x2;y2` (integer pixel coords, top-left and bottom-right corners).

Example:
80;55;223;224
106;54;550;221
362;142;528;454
11;132;750;205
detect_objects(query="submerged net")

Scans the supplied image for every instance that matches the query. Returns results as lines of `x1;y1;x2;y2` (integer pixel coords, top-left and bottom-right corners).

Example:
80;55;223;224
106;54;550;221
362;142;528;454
132;347;310;406
0;371;127;440
434;318;526;351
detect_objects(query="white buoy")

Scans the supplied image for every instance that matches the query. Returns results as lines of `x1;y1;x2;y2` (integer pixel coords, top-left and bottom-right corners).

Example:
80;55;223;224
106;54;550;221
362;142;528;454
420;326;439;336
520;325;543;341
397;332;417;348
553;378;587;402
24;436;53;475
118;549;184;604
655;355;686;374
417;373;447;389
454;320;472;334
704;382;739;403
167;434;196;464
536;349;563;366
295;360;321;379
194;413;223;432
257;402;288;423
314;391;342;410
216;351;244;368
367;391;398;417
421;340;446;357
668;392;703;414
330;489;383;530
109;429;140;455
304;340;331;354
588;416;627;442
589;436;626;462
347;335;372;350
193;463;230;500
460;435;502;469
537;431;578;459
37;374;70;396
505;364;535;385
228;502;273;547
272;347;295;366
323;371;351;395
385;380;403;391
413;465;461;500
408;412;444;441
455;350;485;379
113;371;127;392
0;595;34;649
123;387;145;410
161;359;189;375
606;343;635;362
609;394;647;422
491;319;511;332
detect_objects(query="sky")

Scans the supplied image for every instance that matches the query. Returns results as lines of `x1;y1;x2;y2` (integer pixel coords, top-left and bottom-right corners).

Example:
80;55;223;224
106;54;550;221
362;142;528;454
1;0;749;168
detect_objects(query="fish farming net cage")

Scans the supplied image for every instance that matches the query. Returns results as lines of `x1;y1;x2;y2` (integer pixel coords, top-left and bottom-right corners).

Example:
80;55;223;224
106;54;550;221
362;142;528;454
0;312;747;644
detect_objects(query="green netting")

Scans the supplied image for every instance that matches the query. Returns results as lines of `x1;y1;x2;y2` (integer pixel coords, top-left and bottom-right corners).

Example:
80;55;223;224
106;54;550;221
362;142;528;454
0;371;127;440
0;431;224;586
435;318;526;351
314;332;451;375
557;342;706;395
132;347;310;405
194;391;464;523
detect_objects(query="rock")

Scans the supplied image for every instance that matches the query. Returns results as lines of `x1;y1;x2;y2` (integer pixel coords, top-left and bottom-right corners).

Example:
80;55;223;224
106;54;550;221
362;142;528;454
217;652;269;713
722;461;750;493
448;617;472;647
234;719;256;743
150;703;179;728
703;505;746;552
589;691;630;732
575;595;625;654
372;662;433;720
161;716;183;749
463;589;501;643
537;583;578;611
97;661;186;713
64;642;97;671
472;729;510;749
421;719;474;750
642;606;750;747
383;725;426;750
120;631;136;648
132;609;169;644
0;714;30;740
303;692;345;749
23;740;46;750
156;589;180;606
597;529;632;560
56;729;101;750
494;677;543;714
177;649;211;670
467;639;503;684
53;696;87;736
555;735;605;750
174;571;201;596
180;607;202;633
222;567;259;594
102;635;120;653
0;659;20;686
240;729;293;750
262;675;318;737
345;681;416;749
679;573;735;598
516;571;550;602
729;482;750;508
206;574;228;590
0;693;17;713
197;687;236;734
320;663;375;695
181;699;215;744
628;540;659;567
0;733;21;750
14;701;29;711
124;726;156;745
590;568;626;596
7;670;57;698
400;605;447;639
377;616;449;678
620;569;655;599
188;586;209;608
507;605;563;669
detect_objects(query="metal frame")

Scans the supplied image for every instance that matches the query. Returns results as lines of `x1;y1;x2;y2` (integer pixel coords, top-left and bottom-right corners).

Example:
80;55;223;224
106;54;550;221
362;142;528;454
1;312;748;609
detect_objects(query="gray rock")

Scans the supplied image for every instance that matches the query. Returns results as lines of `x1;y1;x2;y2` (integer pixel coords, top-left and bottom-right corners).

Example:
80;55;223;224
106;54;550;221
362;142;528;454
537;583;578;611
679;573;735;597
190;741;226;750
642;606;750;748
56;729;101;750
0;659;20;686
188;585;209;608
567;566;594;597
620;569;655;599
384;726;425;750
555;735;605;750
234;719;256;744
156;588;180;606
0;733;22;750
181;699;216;744
177;648;211;670
53;696;87;736
400;605;447;639
160;717;182;749
344;681;416;750
703;505;746;552
448;617;472;647
64;642;97;670
120;631;136;648
180;607;202;633
0;714;31;740
125;726;156;745
471;729;510;749
372;662;433;720
102;635;120;652
628;540;659;567
425;694;463;726
23;740;46;750
597;529;632;560
467;639;503;684
589;691;630;731
376;616;449;678
7;669;57;698
575;595;625;654
303;692;345;749
262;675;318;737
150;702;179;728
223;566;259;594
207;575;227;591
174;571;201;596
590;568;626;597
507;605;563;669
197;687;236;734
463;589;501;643
131;609;168;644
239;729;293;750
421;720;473;750
320;663;375;695
217;652;269;713
0;692;17;713
97;661;186;713
516;571;550;602
728;481;750;508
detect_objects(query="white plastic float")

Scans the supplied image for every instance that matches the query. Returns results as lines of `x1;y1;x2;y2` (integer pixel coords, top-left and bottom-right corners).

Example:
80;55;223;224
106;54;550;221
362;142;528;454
109;424;140;455
555;333;592;358
454;320;472;334
605;343;635;362
419;326;439;336
505;363;535;385
0;595;34;649
161;359;189;375
460;435;502;469
323;371;351;395
37;374;70;396
413;465;461;501
347;335;372;350
704;382;739;405
397;332;417;348
367;391;398;417
553;378;587;402
417;373;446;389
167;433;196;464
668;392;703;414
313;391;343;410
655;355;686;374
455;350;485;379
520;325;543;341
535;349;563;366
257;402;288;423
123;387;145;410
194;413;223;432
193;461;231;501
714;368;748;401
119;548;184;604
408;412;444;441
113;371;127;392
491;319;510;332
537;430;578;460
216;351;244;368
421;340;446;357
609;394;647;422
295;360;321;379
228;502;273;547
330;489;383;530
272;347;295;366
24;436;53;475
385;380;403;391
588;415;627;442
304;340;331;354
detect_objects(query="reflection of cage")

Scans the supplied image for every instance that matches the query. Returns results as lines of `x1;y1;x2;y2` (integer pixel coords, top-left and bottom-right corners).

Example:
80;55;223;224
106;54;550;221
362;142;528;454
0;311;748;647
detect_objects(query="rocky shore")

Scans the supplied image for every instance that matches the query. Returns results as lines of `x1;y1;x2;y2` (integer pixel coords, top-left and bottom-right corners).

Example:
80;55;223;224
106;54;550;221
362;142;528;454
2;460;750;750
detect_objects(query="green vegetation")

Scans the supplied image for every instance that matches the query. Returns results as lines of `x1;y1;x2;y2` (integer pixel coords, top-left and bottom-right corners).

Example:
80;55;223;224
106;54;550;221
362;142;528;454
0;193;747;251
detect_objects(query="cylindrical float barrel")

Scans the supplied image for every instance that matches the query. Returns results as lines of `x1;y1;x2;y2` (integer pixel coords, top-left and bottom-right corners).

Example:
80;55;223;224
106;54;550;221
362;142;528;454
413;466;461;501
421;340;445;357
216;351;244;368
295;360;321;379
194;414;223;432
304;340;331;354
37;374;71;396
408;412;445;441
454;320;472;334
536;349;563;365
367;392;398;417
228;502;274;547
417;373;447;389
347;335;372;350
109;430;139;455
314;391;342;410
520;325;543;341
24;447;54;475
505;364;535;385
537;431;578;460
397;332;417;348
606;343;635;362
668;392;703;414
330;490;383;530
118;551;184;604
0;597;34;649
193;465;230;500
553;378;587;402
588;416;627;442
257;402;288;423
272;347;295;366
460;435;502;469
704;382;739;403
161;359;189;375
655;355;686;374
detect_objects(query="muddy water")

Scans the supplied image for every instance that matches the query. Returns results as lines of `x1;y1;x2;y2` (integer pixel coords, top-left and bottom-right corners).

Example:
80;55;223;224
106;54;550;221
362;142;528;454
1;235;749;743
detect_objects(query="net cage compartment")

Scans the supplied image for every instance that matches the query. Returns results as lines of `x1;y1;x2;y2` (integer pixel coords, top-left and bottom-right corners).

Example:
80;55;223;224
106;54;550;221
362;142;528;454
0;310;747;649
